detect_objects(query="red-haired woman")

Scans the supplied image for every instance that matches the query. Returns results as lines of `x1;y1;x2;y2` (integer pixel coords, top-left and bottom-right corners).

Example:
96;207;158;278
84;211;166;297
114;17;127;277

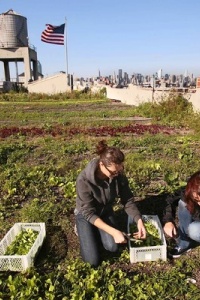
168;171;200;257
74;140;146;267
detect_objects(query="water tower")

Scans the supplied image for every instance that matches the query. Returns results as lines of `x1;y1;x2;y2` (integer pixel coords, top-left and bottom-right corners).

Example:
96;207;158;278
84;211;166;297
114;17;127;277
0;9;38;87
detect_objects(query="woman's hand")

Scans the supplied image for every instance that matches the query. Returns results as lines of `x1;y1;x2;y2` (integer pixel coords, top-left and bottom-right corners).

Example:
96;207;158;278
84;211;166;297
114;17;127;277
163;222;177;238
93;218;127;243
112;229;127;244
136;218;147;239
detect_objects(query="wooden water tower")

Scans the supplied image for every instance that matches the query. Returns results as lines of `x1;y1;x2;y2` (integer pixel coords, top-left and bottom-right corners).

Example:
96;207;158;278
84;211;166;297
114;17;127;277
0;9;38;87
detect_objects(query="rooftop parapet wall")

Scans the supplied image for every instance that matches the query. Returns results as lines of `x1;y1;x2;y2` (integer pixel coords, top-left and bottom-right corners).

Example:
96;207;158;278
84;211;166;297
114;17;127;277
106;84;200;112
106;85;168;105
28;73;70;94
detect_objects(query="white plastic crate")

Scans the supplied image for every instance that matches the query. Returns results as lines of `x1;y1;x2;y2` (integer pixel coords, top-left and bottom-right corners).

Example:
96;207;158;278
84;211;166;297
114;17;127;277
128;215;167;263
0;223;46;272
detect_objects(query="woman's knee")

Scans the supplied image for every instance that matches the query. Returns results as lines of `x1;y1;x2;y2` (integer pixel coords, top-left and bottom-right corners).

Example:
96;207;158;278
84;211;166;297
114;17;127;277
82;255;101;267
188;221;200;242
104;241;118;252
100;232;118;252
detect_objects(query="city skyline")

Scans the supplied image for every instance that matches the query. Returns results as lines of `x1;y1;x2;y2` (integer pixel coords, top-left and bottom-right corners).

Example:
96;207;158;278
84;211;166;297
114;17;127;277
96;68;196;80
0;0;200;80
93;68;196;89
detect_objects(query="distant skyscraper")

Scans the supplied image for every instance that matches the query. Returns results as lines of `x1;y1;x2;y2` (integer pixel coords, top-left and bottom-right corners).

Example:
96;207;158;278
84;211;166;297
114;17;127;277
184;70;188;78
157;69;162;79
164;74;169;80
171;74;176;83
124;72;128;84
118;69;122;84
136;73;142;85
113;71;116;83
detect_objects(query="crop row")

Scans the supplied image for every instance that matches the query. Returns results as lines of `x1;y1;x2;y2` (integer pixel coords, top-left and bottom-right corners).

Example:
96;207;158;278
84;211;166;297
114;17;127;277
0;124;174;138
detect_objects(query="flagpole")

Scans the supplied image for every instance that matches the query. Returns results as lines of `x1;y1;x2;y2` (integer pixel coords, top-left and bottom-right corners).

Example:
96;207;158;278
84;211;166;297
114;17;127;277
65;17;69;85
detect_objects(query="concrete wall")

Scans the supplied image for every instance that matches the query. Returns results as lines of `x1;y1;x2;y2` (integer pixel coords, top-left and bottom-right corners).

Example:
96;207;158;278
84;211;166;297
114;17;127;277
27;75;102;94
106;84;200;112
187;89;200;111
28;73;71;94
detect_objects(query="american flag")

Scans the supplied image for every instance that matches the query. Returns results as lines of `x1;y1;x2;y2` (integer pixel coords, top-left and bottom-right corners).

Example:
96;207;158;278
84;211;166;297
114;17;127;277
41;24;65;45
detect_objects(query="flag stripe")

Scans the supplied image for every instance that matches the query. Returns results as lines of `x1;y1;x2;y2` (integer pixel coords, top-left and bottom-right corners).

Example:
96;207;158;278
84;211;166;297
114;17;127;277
41;23;65;45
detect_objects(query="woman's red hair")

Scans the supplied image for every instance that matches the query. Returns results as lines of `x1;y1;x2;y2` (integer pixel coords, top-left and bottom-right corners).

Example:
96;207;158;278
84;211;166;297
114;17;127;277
185;171;200;214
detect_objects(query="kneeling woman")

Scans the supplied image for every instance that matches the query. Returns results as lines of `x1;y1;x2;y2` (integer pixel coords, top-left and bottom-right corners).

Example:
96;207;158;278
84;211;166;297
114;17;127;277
170;170;200;257
74;140;146;267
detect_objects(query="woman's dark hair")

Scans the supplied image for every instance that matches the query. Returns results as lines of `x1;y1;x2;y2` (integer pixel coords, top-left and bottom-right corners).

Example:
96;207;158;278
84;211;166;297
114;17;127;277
95;140;124;166
185;171;200;214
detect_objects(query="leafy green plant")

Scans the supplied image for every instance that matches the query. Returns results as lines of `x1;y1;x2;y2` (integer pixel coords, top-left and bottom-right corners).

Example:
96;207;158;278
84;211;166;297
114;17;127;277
135;93;195;128
5;229;38;255
129;220;162;247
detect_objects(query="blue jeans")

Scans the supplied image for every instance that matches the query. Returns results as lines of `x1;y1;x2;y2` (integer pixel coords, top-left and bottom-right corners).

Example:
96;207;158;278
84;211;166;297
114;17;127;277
177;199;200;249
75;212;118;267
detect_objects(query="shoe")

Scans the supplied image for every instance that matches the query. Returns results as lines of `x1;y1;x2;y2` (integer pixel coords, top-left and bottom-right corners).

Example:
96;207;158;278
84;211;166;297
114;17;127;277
74;224;78;236
169;246;191;258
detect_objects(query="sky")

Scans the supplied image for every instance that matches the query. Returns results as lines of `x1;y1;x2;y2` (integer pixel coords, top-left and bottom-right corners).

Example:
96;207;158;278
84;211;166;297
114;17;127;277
0;0;200;80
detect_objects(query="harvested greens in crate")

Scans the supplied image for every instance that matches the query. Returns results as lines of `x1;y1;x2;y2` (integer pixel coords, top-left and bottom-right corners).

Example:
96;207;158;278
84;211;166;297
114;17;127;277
128;215;167;263
0;223;46;272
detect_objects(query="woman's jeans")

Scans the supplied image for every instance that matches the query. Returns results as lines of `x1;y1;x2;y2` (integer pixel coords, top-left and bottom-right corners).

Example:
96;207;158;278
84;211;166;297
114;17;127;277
75;212;118;267
177;199;200;249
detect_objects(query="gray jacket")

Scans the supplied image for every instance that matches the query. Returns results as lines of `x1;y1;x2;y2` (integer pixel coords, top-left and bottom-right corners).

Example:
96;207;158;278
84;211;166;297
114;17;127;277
75;158;141;224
